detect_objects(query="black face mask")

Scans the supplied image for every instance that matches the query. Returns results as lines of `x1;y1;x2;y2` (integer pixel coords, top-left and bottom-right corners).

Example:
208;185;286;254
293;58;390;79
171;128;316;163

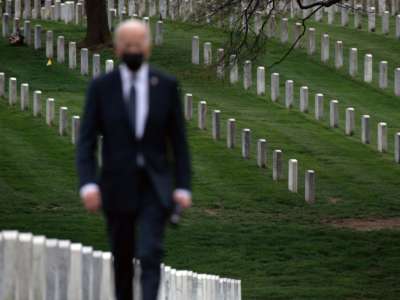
122;53;144;72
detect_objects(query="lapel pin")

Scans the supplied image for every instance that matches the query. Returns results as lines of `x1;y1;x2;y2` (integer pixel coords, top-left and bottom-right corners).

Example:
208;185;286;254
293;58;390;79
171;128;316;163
150;76;159;86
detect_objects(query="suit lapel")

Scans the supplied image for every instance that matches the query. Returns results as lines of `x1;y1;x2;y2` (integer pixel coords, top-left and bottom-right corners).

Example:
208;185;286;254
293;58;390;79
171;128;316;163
144;67;159;136
114;68;130;123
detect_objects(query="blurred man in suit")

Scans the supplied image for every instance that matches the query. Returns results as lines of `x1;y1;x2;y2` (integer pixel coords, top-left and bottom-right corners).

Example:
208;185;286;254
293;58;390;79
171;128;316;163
76;20;192;300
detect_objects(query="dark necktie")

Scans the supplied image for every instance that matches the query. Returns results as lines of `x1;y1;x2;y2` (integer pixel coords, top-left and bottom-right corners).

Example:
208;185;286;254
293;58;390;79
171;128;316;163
127;76;145;166
128;82;136;136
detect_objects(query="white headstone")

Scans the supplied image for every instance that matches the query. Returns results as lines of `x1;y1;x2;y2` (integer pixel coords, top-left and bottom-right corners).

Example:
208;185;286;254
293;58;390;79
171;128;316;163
229;55;238;84
395;132;400;163
46;98;55;126
273;149;283;181
364;53;373;83
33;90;42;116
271;73;280;102
24;20;31;45
71;115;80;144
305;170;315;203
8;77;17;105
69;41;77;69
257;139;267;168
184;93;192;121
57;36;65;63
67;243;83;300
103;59;113;74
203;42;212;65
329;100;339;128
335;41;343;69
0;73;4;97
288;159;298;192
91;251;103;300
191;36;199;64
300;86;308;112
1;231;19;300
80;48;89;75
307;27;316;55
379;61;388;88
349;48;358;77
216;48;224;80
16;233;33;299
227;118;236;149
59;106;68;135
20;83;29;111
315;93;324;120
32;236;46;300
81;246;93;300
321;34;329;63
396;15;400;39
241;129;251;159
368;7;376;31
45;239;58;300
243;60;252;90
155;20;163;46
57;240;71;300
394;68;400;96
382;10;389;34
345;107;355;136
92;53;101;78
34;24;42;49
280;18;288;43
2;13;9;38
46;30;54;58
285;80;293;108
361;114;371;144
354;4;362;28
198;101;207;129
377;122;387;152
212;110;221;140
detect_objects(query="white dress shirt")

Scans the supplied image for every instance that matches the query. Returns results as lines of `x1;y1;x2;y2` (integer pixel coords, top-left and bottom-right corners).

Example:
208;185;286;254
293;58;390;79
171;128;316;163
80;63;191;200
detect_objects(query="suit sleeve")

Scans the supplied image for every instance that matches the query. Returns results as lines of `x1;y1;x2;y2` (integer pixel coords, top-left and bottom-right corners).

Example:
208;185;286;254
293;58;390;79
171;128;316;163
76;79;100;189
168;79;192;191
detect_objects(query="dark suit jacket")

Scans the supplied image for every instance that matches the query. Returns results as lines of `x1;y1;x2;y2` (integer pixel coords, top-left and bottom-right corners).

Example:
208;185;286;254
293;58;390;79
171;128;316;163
76;65;191;212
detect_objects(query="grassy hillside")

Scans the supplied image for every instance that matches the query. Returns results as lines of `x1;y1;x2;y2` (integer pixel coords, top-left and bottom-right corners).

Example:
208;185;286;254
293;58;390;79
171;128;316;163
0;17;399;299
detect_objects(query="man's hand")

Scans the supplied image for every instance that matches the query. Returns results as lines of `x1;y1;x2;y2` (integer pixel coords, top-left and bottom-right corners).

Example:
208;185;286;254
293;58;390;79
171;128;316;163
173;190;192;209
82;190;102;213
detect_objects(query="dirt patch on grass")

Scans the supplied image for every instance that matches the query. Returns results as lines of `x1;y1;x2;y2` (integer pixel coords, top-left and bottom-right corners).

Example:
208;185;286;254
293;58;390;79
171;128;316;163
328;197;342;204
326;218;400;231
204;208;219;216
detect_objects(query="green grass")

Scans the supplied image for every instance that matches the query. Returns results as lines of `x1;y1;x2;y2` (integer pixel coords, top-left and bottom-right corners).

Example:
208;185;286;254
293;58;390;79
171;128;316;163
0;18;400;299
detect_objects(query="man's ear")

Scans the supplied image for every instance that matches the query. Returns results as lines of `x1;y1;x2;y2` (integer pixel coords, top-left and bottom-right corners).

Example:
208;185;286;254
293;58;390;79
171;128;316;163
144;46;152;60
114;45;122;59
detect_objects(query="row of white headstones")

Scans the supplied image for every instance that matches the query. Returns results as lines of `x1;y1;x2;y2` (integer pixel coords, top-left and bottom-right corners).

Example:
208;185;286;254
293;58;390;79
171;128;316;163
1;0;85;24
183;93;317;203
0;14;163;144
276;15;400;95
1;0;194;24
251;0;400;19
191;36;400;166
3;0;400;28
234;17;400;96
0;230;242;300
1;12;164;52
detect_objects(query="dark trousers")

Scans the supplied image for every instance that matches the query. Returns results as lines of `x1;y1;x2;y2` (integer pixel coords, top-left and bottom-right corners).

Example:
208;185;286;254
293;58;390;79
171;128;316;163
104;168;168;300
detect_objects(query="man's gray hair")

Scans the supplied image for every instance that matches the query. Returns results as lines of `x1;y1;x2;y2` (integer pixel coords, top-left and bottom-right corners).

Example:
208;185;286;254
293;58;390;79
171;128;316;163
114;19;152;46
